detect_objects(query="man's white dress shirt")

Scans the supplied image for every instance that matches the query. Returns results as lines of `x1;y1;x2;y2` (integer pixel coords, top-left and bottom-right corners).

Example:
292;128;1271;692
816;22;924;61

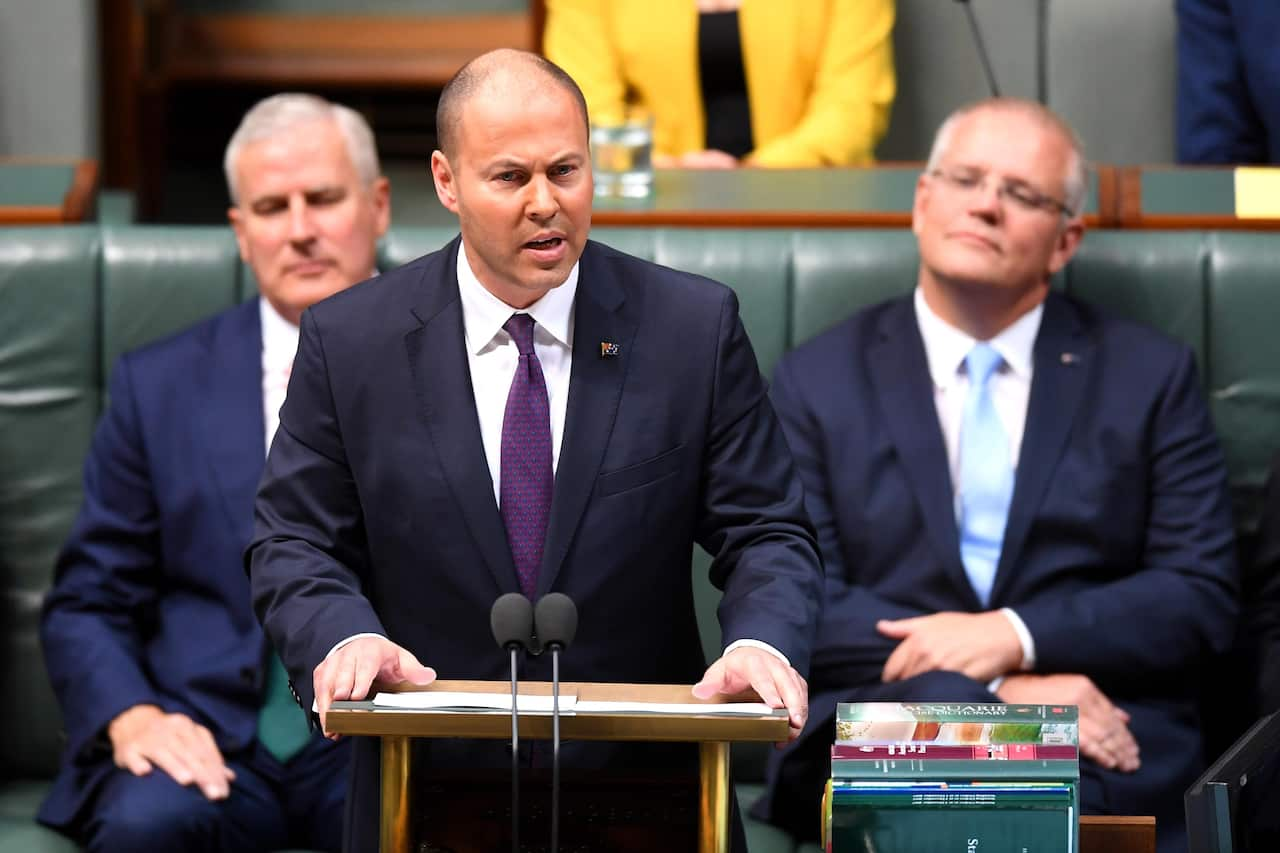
913;287;1039;672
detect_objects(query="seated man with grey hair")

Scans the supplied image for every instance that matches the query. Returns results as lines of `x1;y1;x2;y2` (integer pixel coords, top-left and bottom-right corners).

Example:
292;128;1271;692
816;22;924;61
37;92;390;852
755;97;1238;853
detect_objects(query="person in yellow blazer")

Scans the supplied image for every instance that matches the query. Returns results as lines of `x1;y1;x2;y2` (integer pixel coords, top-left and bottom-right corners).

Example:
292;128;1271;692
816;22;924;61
544;0;896;167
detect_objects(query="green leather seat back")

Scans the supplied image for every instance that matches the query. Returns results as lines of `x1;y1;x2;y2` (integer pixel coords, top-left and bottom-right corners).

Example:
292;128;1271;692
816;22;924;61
1064;231;1209;371
789;230;918;346
101;227;246;379
379;227;458;272
1206;232;1280;536
2;224;1279;846
645;229;793;378
0;227;101;779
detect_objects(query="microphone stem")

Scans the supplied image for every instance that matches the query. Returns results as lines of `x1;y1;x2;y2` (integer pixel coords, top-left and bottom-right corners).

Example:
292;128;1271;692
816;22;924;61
510;645;520;853
552;646;561;853
962;1;1001;98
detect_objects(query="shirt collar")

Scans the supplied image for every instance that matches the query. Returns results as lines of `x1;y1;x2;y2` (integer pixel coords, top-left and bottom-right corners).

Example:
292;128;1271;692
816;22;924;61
259;296;300;368
258;270;379;365
456;241;578;354
913;286;1043;388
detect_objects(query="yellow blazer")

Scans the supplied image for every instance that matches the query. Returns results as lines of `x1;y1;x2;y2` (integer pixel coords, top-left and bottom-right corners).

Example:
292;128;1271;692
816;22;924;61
544;0;896;166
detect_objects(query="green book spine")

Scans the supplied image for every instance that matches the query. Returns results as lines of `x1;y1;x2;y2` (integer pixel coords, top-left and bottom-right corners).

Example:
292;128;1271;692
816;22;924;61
829;802;1074;853
833;794;1072;809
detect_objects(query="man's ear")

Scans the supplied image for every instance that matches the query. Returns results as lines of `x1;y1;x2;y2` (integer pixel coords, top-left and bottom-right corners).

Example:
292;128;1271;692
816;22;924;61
431;150;459;213
1047;218;1085;276
227;206;251;263
911;172;931;239
370;175;391;236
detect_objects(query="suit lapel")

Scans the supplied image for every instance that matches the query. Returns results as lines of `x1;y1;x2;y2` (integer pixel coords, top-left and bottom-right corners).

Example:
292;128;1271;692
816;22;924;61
991;294;1092;603
536;243;636;597
404;239;519;595
200;300;266;546
867;298;975;605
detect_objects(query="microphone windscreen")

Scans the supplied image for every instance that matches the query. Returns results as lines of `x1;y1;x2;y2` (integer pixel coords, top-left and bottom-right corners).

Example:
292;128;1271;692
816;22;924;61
535;593;578;650
491;592;534;650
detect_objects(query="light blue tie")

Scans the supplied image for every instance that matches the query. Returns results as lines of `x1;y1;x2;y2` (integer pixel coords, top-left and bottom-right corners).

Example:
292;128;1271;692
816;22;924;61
958;343;1014;607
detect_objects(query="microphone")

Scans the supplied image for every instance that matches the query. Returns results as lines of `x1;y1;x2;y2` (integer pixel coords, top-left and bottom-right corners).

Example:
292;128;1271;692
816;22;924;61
490;593;534;853
534;593;578;853
953;0;1001;98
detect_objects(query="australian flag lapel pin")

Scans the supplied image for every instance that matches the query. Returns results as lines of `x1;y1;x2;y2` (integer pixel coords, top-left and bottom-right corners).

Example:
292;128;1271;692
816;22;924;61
600;341;620;358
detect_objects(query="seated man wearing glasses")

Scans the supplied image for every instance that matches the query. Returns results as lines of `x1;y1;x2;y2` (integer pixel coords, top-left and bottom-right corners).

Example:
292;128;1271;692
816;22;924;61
753;98;1238;853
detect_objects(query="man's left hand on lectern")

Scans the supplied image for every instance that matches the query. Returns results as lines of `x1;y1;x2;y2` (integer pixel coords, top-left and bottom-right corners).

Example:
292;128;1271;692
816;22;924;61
314;635;437;738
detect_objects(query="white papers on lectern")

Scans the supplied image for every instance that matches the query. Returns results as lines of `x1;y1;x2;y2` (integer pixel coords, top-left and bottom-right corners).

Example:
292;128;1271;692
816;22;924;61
372;692;578;713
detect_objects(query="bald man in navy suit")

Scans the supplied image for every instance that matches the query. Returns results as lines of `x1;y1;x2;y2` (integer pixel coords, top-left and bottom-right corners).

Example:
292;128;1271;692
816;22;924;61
247;50;823;853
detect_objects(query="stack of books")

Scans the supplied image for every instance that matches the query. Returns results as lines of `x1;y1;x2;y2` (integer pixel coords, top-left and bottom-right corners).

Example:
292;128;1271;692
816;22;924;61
823;702;1080;853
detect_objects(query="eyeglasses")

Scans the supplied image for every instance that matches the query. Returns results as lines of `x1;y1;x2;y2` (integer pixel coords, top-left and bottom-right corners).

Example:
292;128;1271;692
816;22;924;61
928;167;1075;217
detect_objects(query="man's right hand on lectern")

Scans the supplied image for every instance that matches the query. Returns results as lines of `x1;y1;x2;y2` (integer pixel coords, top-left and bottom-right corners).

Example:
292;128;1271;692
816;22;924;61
313;635;436;738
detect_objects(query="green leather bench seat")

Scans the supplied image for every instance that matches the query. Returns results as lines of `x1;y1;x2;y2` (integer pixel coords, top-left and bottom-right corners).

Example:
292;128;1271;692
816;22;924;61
3;225;1278;852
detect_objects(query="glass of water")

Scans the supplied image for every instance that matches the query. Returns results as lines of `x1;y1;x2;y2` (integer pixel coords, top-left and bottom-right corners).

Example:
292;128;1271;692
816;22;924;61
590;115;653;199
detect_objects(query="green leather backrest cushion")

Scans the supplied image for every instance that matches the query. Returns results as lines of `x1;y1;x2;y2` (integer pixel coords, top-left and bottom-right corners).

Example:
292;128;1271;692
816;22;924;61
0;228;101;778
1064;231;1208;370
1206;233;1280;532
102;227;247;379
3;225;1278;781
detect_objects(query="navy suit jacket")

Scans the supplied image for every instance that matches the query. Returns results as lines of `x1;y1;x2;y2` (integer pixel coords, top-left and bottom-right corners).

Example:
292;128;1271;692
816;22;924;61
1177;0;1280;163
38;300;304;828
765;291;1238;834
247;237;823;851
1248;452;1280;715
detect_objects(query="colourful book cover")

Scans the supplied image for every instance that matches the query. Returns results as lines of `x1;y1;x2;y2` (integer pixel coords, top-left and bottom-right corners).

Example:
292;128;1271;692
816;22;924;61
836;702;1078;746
832;743;1080;761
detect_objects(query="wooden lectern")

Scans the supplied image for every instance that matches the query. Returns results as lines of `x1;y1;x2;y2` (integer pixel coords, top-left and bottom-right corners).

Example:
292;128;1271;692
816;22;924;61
327;679;788;853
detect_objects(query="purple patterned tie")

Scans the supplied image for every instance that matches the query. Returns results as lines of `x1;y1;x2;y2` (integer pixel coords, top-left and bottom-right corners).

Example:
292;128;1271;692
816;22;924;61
500;313;553;599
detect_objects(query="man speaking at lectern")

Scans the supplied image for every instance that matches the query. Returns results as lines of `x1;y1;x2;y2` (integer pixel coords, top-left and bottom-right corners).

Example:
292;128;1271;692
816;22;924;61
246;49;822;850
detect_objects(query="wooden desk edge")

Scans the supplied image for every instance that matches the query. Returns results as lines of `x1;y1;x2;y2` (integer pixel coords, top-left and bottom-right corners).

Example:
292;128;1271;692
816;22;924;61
0;206;64;224
591;210;1105;229
0;158;98;224
1128;213;1280;230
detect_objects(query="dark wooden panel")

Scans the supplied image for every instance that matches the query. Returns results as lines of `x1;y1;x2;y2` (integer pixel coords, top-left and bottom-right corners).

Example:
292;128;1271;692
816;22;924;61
1080;815;1157;853
167;13;532;87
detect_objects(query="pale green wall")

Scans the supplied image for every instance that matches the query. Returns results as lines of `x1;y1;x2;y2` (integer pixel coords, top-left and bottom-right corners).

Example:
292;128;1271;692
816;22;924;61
0;0;99;158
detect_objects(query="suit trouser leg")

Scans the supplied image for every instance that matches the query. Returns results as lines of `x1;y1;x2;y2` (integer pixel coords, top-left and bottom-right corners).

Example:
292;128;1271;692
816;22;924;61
280;734;351;853
81;754;289;853
280;732;350;850
80;735;349;853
